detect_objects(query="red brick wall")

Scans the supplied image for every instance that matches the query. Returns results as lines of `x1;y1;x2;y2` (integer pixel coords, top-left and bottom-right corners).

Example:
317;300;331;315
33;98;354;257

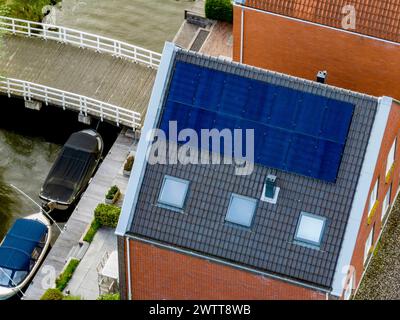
346;100;400;297
125;239;326;300
233;6;400;99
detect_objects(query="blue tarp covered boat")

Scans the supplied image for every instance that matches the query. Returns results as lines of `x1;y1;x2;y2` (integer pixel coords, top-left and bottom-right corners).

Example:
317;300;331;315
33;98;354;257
0;215;51;300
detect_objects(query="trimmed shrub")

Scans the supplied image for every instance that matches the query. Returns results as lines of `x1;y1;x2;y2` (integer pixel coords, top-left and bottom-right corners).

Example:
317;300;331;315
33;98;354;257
205;0;233;23
97;293;120;300
55;258;80;291
83;219;101;243
41;288;64;300
94;203;121;228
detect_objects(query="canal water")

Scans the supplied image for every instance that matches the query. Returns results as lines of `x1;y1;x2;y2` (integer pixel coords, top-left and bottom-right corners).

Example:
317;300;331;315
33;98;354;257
0;96;121;240
54;0;196;52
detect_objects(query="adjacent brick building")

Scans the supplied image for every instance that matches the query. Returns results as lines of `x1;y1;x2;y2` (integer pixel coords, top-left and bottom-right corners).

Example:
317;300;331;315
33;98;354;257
116;42;400;300
232;0;400;99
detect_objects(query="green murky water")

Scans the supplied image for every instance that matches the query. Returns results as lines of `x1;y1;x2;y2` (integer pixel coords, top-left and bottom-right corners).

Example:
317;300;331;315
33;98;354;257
0;130;61;240
56;0;195;52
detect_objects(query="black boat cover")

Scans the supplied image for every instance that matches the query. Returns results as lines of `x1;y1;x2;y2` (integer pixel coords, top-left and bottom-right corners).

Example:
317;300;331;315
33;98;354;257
65;132;98;154
41;132;100;204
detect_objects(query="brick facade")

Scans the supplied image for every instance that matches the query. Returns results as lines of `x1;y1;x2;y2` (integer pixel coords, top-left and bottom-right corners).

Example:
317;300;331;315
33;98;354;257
232;6;400;99
123;238;326;300
345;100;400;298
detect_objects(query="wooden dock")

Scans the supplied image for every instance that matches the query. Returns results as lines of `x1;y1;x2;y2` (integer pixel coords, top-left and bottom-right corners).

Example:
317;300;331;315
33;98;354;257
0;36;156;118
23;131;136;300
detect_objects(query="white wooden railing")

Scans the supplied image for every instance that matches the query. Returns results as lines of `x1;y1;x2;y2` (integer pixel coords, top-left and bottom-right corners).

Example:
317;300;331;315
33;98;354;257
0;77;141;128
0;15;161;68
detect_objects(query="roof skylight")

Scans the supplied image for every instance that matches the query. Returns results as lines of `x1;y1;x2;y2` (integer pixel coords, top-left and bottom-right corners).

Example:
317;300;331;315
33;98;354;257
158;175;190;210
295;212;326;247
225;194;257;227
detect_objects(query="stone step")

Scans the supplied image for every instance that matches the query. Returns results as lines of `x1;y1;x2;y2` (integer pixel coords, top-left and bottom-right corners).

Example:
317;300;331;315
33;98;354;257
65;242;90;262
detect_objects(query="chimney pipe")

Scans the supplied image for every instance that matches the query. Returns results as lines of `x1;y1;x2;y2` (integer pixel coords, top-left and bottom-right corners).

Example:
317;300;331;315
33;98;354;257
317;71;328;84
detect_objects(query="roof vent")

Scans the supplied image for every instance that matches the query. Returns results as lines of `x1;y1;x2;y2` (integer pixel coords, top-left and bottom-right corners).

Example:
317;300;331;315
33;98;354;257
317;71;328;84
261;174;280;204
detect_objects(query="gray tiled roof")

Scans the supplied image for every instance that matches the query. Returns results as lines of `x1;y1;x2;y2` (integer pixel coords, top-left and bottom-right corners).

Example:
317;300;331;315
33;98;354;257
129;50;378;289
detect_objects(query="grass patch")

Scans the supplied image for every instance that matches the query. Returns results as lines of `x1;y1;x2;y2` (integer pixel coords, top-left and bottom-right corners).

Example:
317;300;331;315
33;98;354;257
40;288;64;300
55;258;80;291
97;293;120;300
41;288;82;300
83;219;101;243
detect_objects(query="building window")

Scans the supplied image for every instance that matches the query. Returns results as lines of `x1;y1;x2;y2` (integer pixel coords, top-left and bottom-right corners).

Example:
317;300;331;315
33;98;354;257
369;178;379;213
386;138;396;176
344;273;354;300
364;226;374;264
294;212;326;248
382;184;392;221
225;194;257;227
158;175;190;210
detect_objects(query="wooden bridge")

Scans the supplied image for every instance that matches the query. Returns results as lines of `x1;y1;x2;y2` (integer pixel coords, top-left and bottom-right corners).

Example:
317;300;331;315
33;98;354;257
0;16;160;128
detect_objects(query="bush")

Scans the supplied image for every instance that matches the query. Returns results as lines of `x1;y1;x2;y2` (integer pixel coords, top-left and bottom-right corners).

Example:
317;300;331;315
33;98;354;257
94;203;121;228
205;0;233;23
83;219;101;243
106;185;120;200
40;288;82;300
1;0;62;22
55;258;80;291
83;204;121;243
124;155;134;172
40;288;64;300
97;293;120;300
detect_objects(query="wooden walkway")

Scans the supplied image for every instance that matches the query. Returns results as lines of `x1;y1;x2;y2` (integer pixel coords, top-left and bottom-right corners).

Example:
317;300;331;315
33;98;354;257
0;36;156;119
23;130;135;300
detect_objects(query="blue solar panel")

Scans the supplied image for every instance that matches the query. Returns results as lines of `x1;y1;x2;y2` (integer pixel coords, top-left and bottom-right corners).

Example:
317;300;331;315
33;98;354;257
159;61;355;182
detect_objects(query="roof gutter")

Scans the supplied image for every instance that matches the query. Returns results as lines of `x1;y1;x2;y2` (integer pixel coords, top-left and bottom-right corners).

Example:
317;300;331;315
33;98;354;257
127;234;331;295
115;42;177;236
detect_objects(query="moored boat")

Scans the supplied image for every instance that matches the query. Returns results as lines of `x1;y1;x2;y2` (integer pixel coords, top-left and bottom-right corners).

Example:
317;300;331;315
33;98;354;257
0;213;51;300
39;129;104;211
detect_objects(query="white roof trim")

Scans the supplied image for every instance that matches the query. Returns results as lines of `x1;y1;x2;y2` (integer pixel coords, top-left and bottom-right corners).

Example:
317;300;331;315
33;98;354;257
115;42;177;236
330;96;392;297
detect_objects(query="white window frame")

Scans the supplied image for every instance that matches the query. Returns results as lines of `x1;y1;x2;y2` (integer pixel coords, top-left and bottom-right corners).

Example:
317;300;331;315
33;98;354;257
294;212;327;248
225;193;258;227
369;179;379;213
158;175;190;210
386;138;396;176
382;184;392;221
364;227;374;264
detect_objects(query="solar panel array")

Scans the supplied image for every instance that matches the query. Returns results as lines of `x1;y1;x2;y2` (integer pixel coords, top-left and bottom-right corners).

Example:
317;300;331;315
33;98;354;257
159;61;355;182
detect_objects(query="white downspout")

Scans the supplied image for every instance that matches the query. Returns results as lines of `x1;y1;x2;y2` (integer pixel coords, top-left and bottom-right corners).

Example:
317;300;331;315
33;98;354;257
126;237;132;300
